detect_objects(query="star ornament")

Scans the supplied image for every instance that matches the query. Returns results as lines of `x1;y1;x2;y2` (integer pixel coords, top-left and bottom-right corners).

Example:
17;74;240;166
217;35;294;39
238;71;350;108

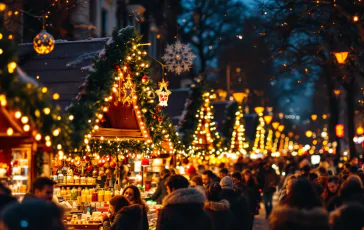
122;74;135;106
162;40;196;75
155;79;172;107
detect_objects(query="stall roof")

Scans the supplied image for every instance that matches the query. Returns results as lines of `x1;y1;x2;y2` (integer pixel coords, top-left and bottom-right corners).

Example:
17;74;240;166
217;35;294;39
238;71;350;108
18;41;257;134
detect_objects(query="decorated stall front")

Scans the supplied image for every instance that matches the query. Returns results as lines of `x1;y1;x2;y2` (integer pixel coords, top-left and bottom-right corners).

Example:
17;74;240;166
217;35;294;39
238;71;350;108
0;29;71;199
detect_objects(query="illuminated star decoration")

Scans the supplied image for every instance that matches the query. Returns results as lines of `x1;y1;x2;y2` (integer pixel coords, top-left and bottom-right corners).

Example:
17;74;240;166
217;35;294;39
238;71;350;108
155;79;171;107
161;40;196;75
122;74;135;106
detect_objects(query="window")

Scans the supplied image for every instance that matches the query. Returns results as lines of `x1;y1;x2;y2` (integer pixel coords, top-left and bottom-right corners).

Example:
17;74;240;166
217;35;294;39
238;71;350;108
101;8;108;37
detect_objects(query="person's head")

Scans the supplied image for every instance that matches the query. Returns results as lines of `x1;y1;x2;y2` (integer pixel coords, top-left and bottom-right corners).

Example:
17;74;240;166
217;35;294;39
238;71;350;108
1;200;65;230
191;175;203;187
206;182;221;202
220;176;234;190
350;157;359;166
160;168;170;178
242;169;252;182
109;195;130;217
263;161;271;170
286;179;297;195
347;175;363;188
339;177;363;200
165;175;189;194
219;168;228;179
31;177;55;202
202;170;214;186
284;179;322;210
308;173;318;182
301;165;310;176
122;185;142;204
270;206;329;230
169;168;177;176
232;172;242;184
349;165;359;174
330;203;364;230
327;177;340;194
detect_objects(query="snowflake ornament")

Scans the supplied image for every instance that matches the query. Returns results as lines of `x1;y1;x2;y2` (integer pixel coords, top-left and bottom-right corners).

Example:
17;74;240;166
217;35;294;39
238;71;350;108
162;40;196;75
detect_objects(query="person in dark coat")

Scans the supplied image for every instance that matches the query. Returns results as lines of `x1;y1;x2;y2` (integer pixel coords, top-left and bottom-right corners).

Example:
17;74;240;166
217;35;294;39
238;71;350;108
156;175;213;230
151;169;170;204
23;177;56;203
220;176;251;230
204;182;237;230
257;161;279;218
102;196;143;230
122;185;149;230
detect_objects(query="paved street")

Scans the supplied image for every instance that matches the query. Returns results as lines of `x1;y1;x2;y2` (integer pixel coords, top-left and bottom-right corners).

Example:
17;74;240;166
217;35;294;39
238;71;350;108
253;193;278;230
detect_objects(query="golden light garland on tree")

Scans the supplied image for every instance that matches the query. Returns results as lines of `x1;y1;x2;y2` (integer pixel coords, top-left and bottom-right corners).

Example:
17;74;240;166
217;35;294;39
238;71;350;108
229;106;248;154
252;107;266;153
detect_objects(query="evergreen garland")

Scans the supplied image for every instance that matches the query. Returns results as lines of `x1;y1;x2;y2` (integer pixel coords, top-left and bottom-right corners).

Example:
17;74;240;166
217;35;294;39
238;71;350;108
66;26;182;154
0;28;72;151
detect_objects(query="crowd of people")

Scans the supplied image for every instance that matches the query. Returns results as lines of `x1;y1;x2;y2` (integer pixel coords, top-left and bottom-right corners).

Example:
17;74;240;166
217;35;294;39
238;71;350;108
1;154;364;230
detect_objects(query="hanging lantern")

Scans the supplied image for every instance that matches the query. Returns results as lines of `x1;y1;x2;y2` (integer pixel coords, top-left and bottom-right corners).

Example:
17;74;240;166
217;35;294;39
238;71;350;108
33;30;55;55
232;91;247;104
272;122;280;130
278;125;285;132
141;75;149;84
335;124;344;138
263;115;273;125
334;51;349;64
155;78;171;107
254;106;264;115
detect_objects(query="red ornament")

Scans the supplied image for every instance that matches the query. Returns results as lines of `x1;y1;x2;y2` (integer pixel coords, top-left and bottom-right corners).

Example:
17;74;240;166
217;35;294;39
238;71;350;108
142;75;149;84
153;114;158;120
157;106;162;112
86;165;93;173
158;116;163;122
74;160;81;167
110;161;117;168
115;65;121;70
83;155;90;162
97;159;105;167
104;155;112;162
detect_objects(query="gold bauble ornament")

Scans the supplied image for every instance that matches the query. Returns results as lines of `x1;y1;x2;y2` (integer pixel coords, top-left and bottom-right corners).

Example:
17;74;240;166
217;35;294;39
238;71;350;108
33;30;55;55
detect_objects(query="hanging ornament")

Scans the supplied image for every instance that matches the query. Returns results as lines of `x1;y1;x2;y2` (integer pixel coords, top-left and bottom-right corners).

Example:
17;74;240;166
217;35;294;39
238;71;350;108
83;155;90;162
33;30;55;55
141;75;149;84
86;165;93;173
158;116;163;122
162;40;196;75
121;74;135;106
155;79;171;107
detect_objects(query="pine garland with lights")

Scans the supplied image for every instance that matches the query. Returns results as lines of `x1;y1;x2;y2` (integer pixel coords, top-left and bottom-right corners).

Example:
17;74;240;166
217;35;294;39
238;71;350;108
81;139;152;156
0;28;72;151
66;26;182;155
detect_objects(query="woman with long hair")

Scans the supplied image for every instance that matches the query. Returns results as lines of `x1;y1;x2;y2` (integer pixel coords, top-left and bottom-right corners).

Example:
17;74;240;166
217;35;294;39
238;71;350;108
102;195;143;230
283;179;322;210
322;176;340;207
242;169;261;217
122;185;149;230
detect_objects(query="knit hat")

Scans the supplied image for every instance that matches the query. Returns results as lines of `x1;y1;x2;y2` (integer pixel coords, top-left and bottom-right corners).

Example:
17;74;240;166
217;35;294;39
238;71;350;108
220;176;233;190
187;165;197;175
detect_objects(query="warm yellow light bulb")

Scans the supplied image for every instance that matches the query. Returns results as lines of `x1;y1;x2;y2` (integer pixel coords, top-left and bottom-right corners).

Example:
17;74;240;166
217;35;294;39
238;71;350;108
23;124;30;132
15;111;21;119
7;127;13;136
69;115;74;120
57;144;62;150
7;62;16;73
43;108;51;115
35;134;41;141
42;87;48;93
53;129;60;136
53;93;60;100
46;141;51;147
45;135;50;141
21;116;29;124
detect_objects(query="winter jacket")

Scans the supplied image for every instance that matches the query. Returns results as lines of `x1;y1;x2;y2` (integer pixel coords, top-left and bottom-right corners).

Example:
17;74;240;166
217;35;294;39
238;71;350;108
103;204;143;230
221;189;251;230
257;168;279;193
204;199;237;230
151;173;170;204
156;188;213;230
